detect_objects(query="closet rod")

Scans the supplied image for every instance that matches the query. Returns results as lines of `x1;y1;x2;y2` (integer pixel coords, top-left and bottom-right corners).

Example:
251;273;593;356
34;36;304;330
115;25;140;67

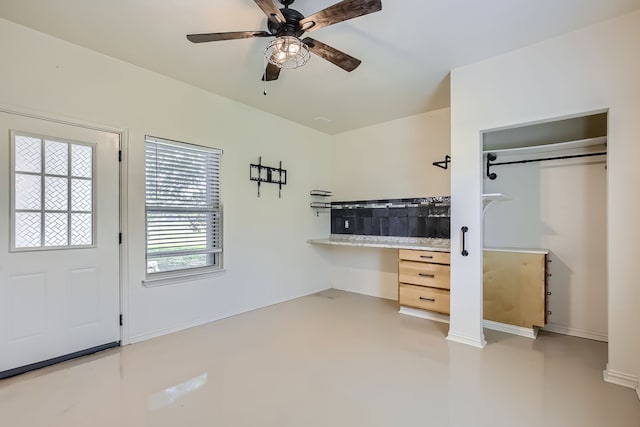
486;151;606;180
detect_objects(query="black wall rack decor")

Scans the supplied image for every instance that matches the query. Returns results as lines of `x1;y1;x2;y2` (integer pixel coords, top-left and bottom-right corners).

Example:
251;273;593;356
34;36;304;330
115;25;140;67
486;151;607;180
250;156;287;197
432;155;451;170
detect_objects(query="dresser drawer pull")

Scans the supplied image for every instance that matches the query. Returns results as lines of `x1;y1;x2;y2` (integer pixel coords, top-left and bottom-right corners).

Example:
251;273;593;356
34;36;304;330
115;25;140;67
419;297;436;302
420;255;433;259
418;273;435;278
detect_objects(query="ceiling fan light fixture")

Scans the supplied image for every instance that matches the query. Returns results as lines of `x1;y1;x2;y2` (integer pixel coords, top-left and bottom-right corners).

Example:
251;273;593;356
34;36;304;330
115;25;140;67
265;36;310;69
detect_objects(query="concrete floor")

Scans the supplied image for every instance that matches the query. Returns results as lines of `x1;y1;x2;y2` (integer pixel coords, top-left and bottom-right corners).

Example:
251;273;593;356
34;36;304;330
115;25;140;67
0;289;638;426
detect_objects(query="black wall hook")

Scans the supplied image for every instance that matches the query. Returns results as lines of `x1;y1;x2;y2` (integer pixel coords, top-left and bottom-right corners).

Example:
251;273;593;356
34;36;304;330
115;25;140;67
433;155;451;170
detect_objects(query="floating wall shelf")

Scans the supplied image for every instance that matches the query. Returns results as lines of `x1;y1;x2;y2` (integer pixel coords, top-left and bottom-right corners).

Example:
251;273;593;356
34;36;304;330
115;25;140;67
482;193;511;214
310;190;332;216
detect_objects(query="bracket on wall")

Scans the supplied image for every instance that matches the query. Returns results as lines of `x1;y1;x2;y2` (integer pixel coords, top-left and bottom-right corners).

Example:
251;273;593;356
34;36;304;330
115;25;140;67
432;155;451;170
250;156;287;198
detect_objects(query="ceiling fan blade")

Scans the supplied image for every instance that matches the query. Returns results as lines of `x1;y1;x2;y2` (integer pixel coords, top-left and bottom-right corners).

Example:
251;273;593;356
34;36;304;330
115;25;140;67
187;31;271;43
300;0;382;32
303;38;361;72
262;62;281;81
253;0;286;25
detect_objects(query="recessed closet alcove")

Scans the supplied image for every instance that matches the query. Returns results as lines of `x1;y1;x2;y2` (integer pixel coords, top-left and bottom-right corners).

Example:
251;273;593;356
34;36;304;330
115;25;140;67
482;112;608;341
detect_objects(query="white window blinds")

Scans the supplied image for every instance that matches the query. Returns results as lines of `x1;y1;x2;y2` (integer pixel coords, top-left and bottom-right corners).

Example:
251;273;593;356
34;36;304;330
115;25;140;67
145;136;222;274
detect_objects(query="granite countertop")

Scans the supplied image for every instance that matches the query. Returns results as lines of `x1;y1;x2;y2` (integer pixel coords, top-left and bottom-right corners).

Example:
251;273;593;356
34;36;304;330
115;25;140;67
307;234;451;252
484;247;550;255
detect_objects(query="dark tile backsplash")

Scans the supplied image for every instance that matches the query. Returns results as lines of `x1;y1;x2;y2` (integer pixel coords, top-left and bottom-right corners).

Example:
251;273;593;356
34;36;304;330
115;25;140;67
331;197;450;238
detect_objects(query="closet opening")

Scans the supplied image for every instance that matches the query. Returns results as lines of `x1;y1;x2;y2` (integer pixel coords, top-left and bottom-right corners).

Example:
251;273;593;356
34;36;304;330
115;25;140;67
481;111;608;342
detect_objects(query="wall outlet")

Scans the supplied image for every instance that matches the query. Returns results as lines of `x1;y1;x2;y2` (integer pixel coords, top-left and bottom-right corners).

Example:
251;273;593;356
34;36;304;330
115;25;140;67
344;220;350;229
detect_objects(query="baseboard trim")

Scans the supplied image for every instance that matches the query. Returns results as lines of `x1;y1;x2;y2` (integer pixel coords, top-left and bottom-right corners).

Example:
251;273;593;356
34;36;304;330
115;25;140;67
398;306;450;324
130;317;215;343
483;320;538;339
331;285;397;301
542;323;608;342
603;365;640;390
446;331;487;349
130;288;331;343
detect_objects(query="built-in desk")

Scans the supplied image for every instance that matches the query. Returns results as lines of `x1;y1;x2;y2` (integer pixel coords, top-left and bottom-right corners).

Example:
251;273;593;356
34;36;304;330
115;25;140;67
309;237;549;338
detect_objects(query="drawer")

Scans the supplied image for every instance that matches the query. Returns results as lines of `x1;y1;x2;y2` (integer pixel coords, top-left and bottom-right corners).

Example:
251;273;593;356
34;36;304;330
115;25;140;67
399;260;450;289
399;249;450;265
399;284;450;314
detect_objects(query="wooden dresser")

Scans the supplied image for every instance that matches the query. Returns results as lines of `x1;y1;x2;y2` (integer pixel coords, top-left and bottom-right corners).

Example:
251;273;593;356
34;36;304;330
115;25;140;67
398;249;451;314
483;249;549;329
398;248;548;334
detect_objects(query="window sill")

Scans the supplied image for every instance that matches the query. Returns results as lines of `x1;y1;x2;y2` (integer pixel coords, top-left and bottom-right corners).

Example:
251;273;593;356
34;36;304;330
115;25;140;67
142;268;226;288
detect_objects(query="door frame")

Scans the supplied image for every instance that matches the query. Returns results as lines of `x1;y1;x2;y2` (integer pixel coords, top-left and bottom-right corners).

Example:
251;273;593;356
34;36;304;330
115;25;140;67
0;104;131;345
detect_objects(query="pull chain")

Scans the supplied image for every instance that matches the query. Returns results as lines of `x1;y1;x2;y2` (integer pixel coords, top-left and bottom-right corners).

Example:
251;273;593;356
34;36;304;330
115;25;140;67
263;54;268;96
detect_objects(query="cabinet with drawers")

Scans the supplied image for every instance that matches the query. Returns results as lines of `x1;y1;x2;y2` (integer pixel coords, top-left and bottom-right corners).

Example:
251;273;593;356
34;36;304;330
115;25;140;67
483;249;549;329
398;249;451;315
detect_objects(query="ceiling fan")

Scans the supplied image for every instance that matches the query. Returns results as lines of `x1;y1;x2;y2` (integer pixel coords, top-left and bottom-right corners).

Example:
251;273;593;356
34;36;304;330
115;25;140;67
186;0;382;81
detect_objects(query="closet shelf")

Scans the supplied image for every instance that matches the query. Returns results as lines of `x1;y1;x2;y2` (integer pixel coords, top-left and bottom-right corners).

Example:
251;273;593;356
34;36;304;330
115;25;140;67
482;136;606;156
310;202;332;209
310;190;332;197
483;193;510;214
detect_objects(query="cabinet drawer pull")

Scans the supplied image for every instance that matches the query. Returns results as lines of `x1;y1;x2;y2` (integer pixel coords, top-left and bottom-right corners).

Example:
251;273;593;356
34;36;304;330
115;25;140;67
420;255;433;259
419;297;436;302
418;273;435;278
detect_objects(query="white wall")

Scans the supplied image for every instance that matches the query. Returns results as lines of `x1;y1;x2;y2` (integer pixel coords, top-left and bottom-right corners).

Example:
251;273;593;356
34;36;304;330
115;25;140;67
323;109;451;299
451;11;640;383
483;146;608;341
331;108;451;201
0;18;332;343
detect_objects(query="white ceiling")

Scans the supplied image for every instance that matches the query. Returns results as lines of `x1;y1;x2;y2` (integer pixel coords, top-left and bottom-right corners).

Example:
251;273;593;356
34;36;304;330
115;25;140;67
1;0;639;134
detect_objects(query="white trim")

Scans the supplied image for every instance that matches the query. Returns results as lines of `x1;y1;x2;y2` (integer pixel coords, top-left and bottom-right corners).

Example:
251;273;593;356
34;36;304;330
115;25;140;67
142;268;227;287
129;316;220;344
399;306;450;324
603;365;640;390
542;323;608;342
119;128;130;345
483;320;538;339
129;288;330;343
145;134;223;155
0;104;128;135
330;285;397;301
446;331;487;348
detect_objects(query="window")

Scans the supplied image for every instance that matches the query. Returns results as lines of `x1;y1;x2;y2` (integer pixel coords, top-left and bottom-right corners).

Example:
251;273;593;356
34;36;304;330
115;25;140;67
145;136;222;275
11;132;95;250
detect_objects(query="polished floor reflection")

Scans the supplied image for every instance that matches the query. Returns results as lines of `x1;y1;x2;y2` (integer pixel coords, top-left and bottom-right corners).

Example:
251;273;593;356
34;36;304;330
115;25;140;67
1;289;638;426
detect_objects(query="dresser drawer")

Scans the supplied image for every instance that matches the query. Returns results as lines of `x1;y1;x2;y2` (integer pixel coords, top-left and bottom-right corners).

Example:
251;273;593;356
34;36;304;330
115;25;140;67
399;260;450;289
399;284;450;314
399;249;450;265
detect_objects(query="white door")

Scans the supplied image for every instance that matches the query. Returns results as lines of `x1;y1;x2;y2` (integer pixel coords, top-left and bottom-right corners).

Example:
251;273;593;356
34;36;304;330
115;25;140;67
0;112;120;376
